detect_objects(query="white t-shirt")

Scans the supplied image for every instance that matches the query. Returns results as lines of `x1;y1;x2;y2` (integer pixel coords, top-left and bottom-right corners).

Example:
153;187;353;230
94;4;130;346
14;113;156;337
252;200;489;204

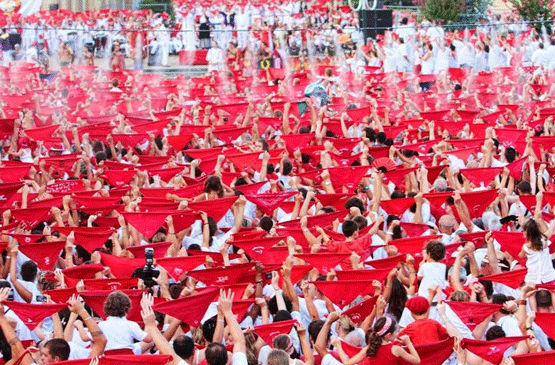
417;262;447;297
232;352;248;365
98;316;148;350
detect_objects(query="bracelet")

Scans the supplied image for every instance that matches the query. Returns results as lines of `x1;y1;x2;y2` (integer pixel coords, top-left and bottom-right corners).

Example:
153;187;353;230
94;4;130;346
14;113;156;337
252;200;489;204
517;299;527;306
5;255;10;259
82;316;92;321
526;326;534;331
217;319;225;323
169;232;176;235
323;181;331;186
255;280;263;284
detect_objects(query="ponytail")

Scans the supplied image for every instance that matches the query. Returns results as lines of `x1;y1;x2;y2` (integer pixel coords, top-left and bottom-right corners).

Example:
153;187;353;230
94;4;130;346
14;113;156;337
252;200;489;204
366;317;396;357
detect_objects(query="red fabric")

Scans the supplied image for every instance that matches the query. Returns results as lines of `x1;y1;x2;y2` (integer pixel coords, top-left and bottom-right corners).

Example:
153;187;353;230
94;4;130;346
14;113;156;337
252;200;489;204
339;340;364;357
166;134;193;151
505;156;528;181
81;289;144;322
187;196;239;222
155;256;206;280
533;312;555;339
43;287;78;303
170;211;200;232
399;318;448;346
71;195;122;208
83;278;139;291
359;342;399;365
460;167;502;186
245;191;297;216
379;198;415;216
227;152;261;171
491;231;526;262
399;222;430;237
102;354;173;365
187;264;254;285
459;189;498;218
335;269;390;282
73;228;115;252
232;298;255;322
346;106;371;122
0;181;24;204
99;253;144;278
63;263;104;279
311;280;374;306
365;254;407;270
280;134;314;151
11;206;52;229
122;211;170;239
231;237;283;261
127;241;172;259
24;124;60;141
478;268;527;289
423;192;454;209
512;350;555;365
253;319;297;346
327;166;371;191
461;336;529;365
1;301;67;330
19;241;65;271
103;169;137;186
389;235;443;255
400;338;456;365
8;233;44;243
294;253;350;274
0;165;31;182
315;193;352;210
234;181;267;196
384;167;418;189
341;296;378;324
153;287;219;327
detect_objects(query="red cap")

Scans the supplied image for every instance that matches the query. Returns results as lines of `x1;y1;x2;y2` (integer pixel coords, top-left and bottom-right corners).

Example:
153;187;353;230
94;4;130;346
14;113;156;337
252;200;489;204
405;296;430;313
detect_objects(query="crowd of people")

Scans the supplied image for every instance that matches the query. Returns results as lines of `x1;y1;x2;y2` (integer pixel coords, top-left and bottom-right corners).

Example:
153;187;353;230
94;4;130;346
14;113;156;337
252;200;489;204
2;1;555;365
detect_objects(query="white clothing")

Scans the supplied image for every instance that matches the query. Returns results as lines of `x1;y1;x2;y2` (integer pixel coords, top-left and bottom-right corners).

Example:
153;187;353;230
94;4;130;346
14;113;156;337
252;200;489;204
523;243;555;284
98;316;148;350
417;262;447;297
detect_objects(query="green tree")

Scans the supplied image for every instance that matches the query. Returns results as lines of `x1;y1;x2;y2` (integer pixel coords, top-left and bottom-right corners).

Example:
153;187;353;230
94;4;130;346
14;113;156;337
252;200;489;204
419;0;466;23
140;0;175;19
508;0;554;33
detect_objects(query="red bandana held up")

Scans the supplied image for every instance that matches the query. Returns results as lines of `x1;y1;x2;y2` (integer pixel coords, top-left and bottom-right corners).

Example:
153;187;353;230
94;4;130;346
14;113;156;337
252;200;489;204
512;350;555;365
187;196;239;222
155;256;206;280
18;241;65;271
153;287;219;327
461;336;529;365
253;319;297;346
122;212;170;239
244;191;297;216
311;280;374;307
478;268;527;289
341;296;378;324
447;301;502;330
294;253;350;275
1;301;67;330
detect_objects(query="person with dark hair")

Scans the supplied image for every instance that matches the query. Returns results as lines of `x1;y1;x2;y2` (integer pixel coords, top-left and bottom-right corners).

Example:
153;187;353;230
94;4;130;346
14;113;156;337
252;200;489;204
99;291;152;353
416;240;447;297
398;299;457;345
314;314;420;365
141;293;196;365
518;218;555;285
8;246;40;303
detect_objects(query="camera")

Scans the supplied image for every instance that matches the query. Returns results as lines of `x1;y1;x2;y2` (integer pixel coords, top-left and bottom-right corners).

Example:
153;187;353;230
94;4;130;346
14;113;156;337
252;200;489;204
36;295;46;303
7;288;14;301
141;248;160;287
265;272;272;280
